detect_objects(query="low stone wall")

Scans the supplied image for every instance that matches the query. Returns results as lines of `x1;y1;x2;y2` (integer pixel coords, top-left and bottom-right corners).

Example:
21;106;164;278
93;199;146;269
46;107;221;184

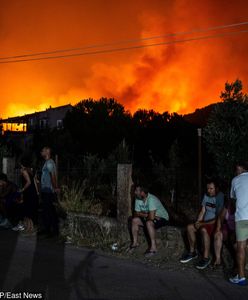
62;213;248;269
62;213;185;259
64;212;130;247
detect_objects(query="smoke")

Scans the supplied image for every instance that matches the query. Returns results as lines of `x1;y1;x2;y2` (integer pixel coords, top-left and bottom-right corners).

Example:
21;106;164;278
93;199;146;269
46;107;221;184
0;0;248;118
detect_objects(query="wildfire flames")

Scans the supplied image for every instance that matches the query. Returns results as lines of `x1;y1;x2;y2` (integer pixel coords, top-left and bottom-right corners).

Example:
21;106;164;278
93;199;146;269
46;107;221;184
0;0;248;118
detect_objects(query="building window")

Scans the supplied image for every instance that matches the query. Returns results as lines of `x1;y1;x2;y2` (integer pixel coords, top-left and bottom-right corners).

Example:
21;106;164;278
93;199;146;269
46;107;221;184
29;118;34;129
39;119;47;129
57;119;63;129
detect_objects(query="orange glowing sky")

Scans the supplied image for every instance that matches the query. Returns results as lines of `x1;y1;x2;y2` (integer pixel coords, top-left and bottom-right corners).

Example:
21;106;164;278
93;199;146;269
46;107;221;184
0;0;248;118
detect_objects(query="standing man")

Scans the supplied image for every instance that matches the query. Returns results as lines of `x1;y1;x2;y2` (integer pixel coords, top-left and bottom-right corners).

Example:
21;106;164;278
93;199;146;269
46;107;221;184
39;147;59;237
229;161;248;286
130;185;169;257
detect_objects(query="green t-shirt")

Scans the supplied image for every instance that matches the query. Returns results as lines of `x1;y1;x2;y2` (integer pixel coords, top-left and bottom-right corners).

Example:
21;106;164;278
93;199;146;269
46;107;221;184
135;193;169;220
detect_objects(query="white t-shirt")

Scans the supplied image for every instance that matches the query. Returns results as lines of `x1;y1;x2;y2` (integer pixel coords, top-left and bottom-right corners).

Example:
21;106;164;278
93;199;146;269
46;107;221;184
230;172;248;221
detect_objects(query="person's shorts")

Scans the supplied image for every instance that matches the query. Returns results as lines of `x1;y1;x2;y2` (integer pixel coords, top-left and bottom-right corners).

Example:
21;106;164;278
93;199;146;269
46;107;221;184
153;218;169;229
139;217;169;229
235;220;248;241
201;223;215;237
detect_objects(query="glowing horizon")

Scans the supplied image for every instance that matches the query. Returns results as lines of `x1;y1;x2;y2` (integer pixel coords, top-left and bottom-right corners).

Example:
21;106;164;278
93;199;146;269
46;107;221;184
1;0;248;119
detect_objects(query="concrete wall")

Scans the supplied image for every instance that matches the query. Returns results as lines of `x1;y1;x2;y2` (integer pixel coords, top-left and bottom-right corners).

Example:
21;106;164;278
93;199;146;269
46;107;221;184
2;157;16;183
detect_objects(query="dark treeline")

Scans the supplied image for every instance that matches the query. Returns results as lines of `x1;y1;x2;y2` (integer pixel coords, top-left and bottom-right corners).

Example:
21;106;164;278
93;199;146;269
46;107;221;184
2;79;248;207
31;98;199;173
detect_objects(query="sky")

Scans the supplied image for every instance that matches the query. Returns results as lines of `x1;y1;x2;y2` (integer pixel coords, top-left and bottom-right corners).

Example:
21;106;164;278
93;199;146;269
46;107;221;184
0;0;248;118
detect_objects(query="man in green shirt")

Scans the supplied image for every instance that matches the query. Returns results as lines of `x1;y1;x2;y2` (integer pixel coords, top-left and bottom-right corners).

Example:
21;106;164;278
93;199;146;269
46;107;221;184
130;185;169;257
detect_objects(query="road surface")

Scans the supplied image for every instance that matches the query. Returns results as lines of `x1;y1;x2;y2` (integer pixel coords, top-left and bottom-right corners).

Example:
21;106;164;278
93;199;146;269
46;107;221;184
0;229;247;300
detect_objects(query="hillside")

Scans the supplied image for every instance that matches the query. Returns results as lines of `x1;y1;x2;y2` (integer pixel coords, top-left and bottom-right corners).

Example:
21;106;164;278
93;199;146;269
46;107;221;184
183;103;218;127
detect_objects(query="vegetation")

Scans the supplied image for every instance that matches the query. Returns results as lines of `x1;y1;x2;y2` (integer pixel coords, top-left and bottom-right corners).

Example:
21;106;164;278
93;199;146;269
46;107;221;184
204;79;248;180
3;80;248;214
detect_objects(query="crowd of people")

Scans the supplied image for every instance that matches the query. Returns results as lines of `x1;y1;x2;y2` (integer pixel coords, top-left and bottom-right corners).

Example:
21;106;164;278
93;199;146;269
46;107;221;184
130;161;248;286
0;146;59;238
0;147;248;286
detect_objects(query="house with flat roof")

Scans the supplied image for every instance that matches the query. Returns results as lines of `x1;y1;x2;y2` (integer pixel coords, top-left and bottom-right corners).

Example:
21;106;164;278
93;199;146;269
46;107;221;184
0;104;73;154
0;104;72;134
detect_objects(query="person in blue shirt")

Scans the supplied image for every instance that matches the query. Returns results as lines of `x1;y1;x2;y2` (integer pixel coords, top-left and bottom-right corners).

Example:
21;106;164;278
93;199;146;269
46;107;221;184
180;180;224;269
39;146;59;237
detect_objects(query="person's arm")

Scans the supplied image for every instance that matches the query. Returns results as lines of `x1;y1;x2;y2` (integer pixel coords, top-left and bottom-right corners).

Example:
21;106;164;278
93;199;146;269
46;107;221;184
134;199;148;218
230;179;236;200
215;207;227;232
50;171;58;190
147;210;156;221
194;206;216;229
47;161;59;193
146;197;159;221
196;206;205;222
134;211;148;218
20;170;31;193
33;173;40;195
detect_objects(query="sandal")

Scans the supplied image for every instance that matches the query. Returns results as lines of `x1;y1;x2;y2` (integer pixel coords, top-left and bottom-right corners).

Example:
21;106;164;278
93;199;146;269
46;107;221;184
126;244;139;253
212;262;223;269
144;250;157;258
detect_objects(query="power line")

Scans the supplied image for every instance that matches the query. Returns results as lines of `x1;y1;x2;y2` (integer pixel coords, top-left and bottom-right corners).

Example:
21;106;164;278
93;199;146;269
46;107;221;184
0;21;248;61
1;28;248;64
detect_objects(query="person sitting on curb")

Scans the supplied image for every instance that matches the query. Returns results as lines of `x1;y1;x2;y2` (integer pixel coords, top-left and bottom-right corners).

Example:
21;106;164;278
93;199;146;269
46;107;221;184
129;185;169;257
213;198;236;268
0;173;22;230
180;180;224;269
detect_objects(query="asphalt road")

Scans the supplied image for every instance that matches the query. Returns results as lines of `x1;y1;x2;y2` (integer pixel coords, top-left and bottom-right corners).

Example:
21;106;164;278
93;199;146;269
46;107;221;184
0;229;247;300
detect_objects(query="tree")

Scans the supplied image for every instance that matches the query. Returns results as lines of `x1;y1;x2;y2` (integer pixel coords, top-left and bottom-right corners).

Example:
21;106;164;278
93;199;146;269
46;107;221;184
63;98;132;157
204;80;248;180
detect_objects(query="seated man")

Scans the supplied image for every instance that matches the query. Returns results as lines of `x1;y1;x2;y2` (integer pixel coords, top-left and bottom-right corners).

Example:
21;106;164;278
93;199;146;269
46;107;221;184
130;185;169;257
180;180;224;269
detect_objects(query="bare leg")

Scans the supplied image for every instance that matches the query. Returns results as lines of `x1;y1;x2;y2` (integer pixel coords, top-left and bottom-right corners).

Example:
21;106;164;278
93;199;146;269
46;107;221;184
214;231;223;265
23;218;29;230
146;221;157;252
187;224;197;253
200;227;211;259
27;218;31;231
131;217;143;246
29;219;34;232
236;241;247;278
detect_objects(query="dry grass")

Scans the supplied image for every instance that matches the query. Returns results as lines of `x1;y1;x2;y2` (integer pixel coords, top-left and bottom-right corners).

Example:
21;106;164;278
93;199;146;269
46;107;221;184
60;180;91;213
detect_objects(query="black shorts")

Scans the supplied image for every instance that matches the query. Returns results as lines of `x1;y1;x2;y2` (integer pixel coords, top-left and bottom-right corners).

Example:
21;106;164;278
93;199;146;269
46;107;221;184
139;217;168;229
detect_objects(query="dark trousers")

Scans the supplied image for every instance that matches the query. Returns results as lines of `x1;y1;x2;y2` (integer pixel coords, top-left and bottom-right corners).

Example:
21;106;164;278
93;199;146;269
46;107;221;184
6;202;24;226
41;192;59;235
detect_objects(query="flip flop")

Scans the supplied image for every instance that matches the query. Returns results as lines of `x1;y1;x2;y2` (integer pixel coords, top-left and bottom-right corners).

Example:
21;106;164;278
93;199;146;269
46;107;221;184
145;250;157;258
212;263;223;269
126;244;139;253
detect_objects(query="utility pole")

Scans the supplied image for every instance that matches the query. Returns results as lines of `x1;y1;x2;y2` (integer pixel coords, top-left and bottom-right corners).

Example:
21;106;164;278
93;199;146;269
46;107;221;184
197;128;202;204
